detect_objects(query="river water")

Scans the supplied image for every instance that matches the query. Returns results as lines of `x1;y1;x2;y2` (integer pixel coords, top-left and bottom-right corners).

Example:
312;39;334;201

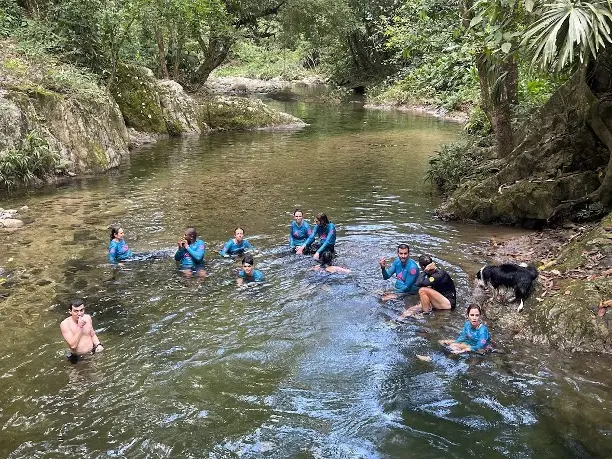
1;96;611;458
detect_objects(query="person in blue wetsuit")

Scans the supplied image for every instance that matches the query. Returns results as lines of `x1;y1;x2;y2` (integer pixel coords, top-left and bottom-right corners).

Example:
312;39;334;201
296;212;336;261
440;304;491;354
220;227;253;257
108;227;133;264
379;243;419;301
174;227;207;277
289;208;312;252
237;254;264;287
398;254;456;318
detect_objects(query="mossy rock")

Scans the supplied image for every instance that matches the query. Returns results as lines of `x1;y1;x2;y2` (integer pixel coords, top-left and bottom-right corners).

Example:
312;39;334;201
111;64;167;134
200;96;305;131
556;212;612;272
524;277;612;352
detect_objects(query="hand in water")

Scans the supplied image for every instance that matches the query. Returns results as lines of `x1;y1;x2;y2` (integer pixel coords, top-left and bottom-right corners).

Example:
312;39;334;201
313;252;320;261
296;246;304;255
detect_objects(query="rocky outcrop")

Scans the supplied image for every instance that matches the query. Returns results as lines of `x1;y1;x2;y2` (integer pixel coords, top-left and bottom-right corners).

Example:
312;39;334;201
201;95;306;131
479;214;612;353
0;206;29;231
437;72;609;228
0;87;129;174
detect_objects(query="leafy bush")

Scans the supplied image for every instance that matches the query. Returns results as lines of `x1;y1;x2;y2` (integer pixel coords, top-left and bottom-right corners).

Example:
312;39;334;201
214;40;318;81
0;0;22;38
464;106;492;136
0;131;62;189
425;142;481;194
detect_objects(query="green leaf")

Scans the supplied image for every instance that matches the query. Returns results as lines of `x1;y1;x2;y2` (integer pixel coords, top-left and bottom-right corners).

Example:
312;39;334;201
470;15;483;28
501;42;512;53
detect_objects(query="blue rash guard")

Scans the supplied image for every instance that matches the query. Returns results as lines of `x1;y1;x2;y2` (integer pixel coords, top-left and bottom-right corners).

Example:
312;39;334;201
108;238;133;264
456;321;491;351
289;220;312;248
220;238;253;257
303;223;336;254
174;239;206;269
381;258;420;293
237;269;264;283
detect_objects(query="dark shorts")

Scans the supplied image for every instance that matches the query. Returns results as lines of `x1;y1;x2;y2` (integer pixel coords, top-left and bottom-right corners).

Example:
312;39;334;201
312;243;335;255
66;345;97;364
444;293;457;309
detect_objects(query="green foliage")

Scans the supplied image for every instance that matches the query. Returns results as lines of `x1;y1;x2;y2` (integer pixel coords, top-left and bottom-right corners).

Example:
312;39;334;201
425;142;482;194
0;0;22;38
214;40;317;80
464;106;492;136
0;131;61;189
523;0;612;70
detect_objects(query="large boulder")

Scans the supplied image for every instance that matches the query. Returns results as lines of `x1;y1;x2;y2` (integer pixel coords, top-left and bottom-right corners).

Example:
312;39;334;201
437;72;609;227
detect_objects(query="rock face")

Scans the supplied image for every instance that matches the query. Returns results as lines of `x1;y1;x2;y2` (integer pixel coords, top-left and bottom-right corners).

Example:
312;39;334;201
0;87;129;174
481;213;612;353
437;73;609;228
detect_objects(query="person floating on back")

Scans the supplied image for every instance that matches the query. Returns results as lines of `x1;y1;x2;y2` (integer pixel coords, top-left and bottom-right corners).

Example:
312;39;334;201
311;250;351;274
175;227;207;277
379;243;420;301
289;208;312;252
237;254;264;287
296;212;336;261
439;304;491;354
398;254;456;318
108;226;133;264
220;227;253;257
60;299;104;364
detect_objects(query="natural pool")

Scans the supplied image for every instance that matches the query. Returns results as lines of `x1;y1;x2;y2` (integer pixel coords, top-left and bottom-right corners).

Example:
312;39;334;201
0;97;611;458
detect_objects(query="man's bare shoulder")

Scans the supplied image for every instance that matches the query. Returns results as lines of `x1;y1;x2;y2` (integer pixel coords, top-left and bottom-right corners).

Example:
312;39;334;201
60;317;71;328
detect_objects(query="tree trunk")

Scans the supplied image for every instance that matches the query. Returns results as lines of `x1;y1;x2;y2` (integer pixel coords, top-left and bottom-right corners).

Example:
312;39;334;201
193;36;231;85
155;26;170;79
476;53;516;157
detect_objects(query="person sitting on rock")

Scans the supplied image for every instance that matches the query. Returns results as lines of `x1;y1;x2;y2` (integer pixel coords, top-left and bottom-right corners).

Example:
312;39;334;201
379;243;420;301
398;254;456;318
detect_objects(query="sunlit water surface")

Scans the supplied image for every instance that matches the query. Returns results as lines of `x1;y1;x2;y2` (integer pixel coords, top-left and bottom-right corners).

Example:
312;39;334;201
0;95;611;458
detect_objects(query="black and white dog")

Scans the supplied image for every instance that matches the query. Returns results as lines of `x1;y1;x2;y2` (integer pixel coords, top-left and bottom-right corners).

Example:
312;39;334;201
476;263;538;312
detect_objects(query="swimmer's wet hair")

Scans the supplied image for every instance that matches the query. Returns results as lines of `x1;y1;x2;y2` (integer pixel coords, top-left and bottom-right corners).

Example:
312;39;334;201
294;208;303;216
397;243;410;251
242;254;255;266
109;226;121;241
466;304;483;316
316;213;329;226
70;298;84;309
418;254;433;268
234;227;244;235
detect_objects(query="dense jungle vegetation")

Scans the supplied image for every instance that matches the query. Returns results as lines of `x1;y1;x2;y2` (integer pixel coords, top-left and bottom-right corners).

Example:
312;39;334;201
1;0;612;217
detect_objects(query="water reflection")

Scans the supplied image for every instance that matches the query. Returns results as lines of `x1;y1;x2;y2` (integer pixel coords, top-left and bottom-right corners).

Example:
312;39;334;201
0;98;611;458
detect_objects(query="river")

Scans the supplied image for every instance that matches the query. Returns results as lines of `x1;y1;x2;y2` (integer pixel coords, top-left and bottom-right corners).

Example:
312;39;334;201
0;95;611;458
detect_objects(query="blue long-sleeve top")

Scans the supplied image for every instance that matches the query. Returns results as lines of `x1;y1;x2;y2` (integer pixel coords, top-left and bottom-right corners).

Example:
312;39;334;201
237;269;264;283
108;238;133;263
289;220;312;247
220;238;253;257
381;258;420;293
303;223;336;254
456;321;491;351
174;238;206;269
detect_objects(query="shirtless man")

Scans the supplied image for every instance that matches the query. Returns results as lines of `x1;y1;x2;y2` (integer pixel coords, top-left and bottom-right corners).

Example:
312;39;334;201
60;299;103;363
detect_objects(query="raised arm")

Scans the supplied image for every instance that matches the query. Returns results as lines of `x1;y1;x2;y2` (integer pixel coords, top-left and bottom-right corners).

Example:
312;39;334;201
380;259;395;280
60;321;85;350
187;241;206;264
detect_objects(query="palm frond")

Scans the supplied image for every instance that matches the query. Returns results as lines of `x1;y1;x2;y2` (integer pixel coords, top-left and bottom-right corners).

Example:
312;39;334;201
523;0;612;70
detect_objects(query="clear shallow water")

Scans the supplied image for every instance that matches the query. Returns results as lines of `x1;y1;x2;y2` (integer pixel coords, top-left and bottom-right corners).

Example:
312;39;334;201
0;98;611;458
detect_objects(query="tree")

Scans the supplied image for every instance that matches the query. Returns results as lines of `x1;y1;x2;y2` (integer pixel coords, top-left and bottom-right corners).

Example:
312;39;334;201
522;0;612;212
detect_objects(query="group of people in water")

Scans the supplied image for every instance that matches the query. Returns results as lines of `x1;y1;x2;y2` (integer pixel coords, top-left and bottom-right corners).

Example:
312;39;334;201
61;209;491;363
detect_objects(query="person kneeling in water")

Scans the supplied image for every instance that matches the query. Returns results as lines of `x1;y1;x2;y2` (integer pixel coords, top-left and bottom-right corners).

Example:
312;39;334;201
311;251;351;274
60;299;104;364
175;227;207;277
399;255;456;318
439;304;491;354
237;254;264;287
108;226;133;265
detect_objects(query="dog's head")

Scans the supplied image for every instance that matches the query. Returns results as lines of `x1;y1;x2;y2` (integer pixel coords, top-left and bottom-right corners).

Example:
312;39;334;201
476;266;488;289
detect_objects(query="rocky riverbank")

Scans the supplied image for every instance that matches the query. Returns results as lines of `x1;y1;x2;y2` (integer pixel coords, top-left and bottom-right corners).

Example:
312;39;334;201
0;40;306;187
475;213;612;353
